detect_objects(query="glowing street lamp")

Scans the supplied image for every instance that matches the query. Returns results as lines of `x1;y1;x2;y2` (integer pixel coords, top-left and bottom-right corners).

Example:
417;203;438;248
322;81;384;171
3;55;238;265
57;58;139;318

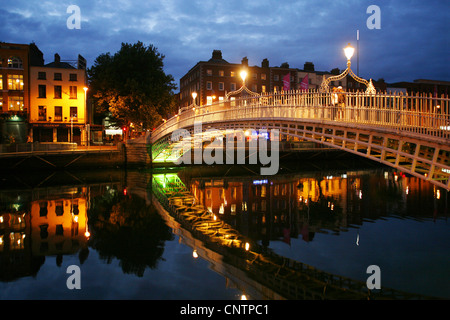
320;42;375;94
240;70;247;85
343;43;355;67
192;92;197;106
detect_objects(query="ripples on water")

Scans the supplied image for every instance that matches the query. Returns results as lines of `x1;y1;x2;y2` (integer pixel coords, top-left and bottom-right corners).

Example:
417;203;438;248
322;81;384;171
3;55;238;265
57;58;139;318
0;159;448;299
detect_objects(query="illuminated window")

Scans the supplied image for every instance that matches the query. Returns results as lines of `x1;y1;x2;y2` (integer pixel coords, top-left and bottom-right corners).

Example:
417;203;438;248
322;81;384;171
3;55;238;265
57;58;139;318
230;71;235;77
206;96;213;105
8;57;22;69
262;85;266;93
9;96;24;111
219;70;224;77
206;69;212;76
0;75;2;90
7;75;24;90
261;74;266;80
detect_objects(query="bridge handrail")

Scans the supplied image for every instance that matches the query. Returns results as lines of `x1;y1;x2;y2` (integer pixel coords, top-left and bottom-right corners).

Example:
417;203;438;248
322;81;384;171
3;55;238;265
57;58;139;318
152;90;450;144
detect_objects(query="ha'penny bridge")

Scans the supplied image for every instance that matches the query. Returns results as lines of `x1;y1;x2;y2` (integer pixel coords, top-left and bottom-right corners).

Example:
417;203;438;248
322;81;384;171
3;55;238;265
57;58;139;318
151;172;440;300
150;87;450;190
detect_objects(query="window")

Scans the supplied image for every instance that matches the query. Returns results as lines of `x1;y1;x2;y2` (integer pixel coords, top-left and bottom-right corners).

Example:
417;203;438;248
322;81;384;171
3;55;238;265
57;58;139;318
219;70;224;77
262;85;266;93
38;85;46;98
70;106;77;120
218;82;224;91
230;83;236;91
7;75;24;90
54;85;62;99
9;96;24;111
54;73;62;81
274;75;279;81
69;73;77;81
54;106;62;121
261;74;266;80
206;81;212;90
38;106;47;121
230;71;235;77
252;73;257;80
38;72;46;80
0;75;2;90
206;69;212;76
8;57;22;69
252;84;257;92
69;86;77;99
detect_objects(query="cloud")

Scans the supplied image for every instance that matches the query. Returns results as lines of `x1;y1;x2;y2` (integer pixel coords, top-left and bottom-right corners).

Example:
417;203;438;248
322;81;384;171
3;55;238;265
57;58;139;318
0;0;448;85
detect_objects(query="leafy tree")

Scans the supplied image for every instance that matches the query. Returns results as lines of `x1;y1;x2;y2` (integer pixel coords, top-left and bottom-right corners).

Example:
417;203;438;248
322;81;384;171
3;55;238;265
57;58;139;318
88;42;177;130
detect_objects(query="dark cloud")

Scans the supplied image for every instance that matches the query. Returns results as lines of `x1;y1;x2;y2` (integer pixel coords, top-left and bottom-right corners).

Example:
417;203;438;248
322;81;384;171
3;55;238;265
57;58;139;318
1;0;448;86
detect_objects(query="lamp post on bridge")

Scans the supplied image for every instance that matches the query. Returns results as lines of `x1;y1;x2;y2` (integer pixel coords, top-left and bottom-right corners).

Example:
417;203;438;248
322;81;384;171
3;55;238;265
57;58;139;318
320;43;376;94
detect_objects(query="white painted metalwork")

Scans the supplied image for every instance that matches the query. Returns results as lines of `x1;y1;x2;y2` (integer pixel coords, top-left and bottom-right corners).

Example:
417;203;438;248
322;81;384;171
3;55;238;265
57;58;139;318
151;89;450;190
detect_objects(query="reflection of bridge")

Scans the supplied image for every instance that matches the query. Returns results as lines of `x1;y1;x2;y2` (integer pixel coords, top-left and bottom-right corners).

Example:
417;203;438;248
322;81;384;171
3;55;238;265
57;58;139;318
151;90;450;190
151;171;439;300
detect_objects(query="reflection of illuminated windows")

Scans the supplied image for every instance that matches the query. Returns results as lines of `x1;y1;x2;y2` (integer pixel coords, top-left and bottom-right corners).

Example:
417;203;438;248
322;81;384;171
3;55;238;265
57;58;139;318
206;190;211;200
72;199;79;215
40;224;48;239
261;185;266;198
261;200;266;212
39;201;48;217
220;188;225;200
9;232;25;250
55;201;64;216
232;187;237;200
219;203;225;214
242;201;247;212
274;185;279;196
0;235;3;251
56;224;64;236
231;204;236;214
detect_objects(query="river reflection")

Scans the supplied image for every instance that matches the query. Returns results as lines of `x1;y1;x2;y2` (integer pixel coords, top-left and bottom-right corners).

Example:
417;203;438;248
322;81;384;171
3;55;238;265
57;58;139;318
0;161;448;299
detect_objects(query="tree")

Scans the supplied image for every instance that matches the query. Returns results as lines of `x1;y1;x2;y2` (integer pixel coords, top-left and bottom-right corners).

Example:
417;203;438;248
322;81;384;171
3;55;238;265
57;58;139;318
88;42;177;130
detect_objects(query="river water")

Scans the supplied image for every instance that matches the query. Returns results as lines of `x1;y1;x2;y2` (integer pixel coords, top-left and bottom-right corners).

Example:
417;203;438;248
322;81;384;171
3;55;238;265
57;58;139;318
0;158;448;300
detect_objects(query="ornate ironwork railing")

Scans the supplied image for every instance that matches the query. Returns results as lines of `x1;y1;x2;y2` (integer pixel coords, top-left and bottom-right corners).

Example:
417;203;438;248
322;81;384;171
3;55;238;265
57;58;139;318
152;90;450;144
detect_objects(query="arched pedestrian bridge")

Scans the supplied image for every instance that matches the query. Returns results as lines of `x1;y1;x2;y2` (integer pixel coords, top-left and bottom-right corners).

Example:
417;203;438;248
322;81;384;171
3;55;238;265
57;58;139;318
150;90;450;190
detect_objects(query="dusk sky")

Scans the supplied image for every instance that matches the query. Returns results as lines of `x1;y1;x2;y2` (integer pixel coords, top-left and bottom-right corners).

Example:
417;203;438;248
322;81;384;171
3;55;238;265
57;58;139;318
1;0;449;89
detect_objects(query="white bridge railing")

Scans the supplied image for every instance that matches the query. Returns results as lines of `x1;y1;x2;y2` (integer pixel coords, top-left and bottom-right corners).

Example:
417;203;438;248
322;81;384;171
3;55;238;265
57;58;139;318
151;90;450;144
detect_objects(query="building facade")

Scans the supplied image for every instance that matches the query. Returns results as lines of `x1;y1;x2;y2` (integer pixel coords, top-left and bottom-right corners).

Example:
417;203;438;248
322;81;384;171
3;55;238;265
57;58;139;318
29;53;88;143
0;42;44;143
179;50;299;109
